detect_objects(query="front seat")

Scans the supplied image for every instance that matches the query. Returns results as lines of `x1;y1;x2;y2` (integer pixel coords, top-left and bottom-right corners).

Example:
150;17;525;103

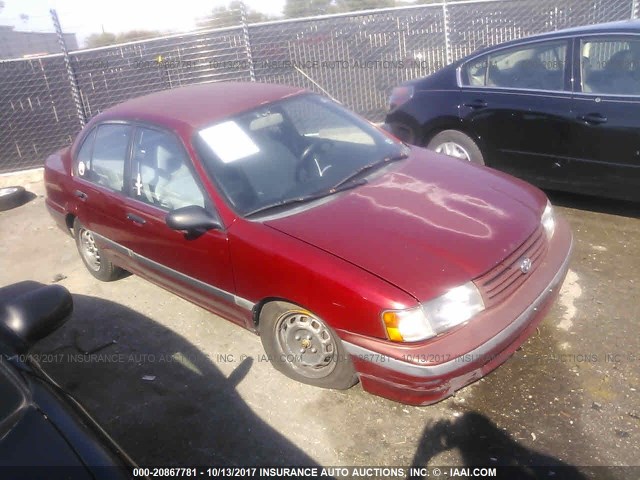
512;57;547;89
154;142;186;209
155;142;205;209
581;56;594;92
601;49;636;93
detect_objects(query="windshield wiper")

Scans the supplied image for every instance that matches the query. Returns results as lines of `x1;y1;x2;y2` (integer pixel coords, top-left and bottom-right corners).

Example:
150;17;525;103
332;152;409;190
244;179;367;217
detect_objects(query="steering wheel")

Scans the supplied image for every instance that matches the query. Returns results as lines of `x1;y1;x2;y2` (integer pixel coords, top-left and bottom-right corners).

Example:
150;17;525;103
296;140;334;182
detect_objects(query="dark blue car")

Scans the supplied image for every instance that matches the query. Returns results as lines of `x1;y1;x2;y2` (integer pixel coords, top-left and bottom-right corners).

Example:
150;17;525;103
385;20;640;202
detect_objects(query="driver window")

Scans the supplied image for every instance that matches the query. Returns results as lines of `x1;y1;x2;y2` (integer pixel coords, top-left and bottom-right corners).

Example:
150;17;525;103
462;40;567;91
131;128;205;210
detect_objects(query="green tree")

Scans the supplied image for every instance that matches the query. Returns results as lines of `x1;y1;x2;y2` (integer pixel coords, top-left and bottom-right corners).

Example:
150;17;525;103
283;0;335;18
334;0;394;12
283;0;398;17
85;32;117;48
85;30;161;48
197;1;275;29
115;30;161;43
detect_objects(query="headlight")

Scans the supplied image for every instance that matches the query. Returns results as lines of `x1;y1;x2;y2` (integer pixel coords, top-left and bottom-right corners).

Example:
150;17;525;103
382;282;485;342
382;307;435;342
541;199;555;240
422;282;485;335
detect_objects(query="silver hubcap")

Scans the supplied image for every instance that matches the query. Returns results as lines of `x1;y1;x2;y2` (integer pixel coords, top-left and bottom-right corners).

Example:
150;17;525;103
434;141;471;161
79;228;101;271
275;311;337;379
0;187;18;197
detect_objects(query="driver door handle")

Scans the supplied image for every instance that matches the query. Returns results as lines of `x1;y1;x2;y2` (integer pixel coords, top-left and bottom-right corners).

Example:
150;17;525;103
126;213;146;225
74;190;88;201
463;99;488;109
578;113;607;125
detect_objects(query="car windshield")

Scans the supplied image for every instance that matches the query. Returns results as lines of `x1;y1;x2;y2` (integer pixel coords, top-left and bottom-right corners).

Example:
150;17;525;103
194;93;407;216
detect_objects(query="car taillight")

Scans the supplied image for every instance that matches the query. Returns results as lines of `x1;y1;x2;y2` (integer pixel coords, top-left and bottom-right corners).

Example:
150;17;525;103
388;86;414;111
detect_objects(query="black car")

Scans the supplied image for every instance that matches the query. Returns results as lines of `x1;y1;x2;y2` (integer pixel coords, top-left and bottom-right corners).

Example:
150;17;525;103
0;281;137;479
385;20;640;202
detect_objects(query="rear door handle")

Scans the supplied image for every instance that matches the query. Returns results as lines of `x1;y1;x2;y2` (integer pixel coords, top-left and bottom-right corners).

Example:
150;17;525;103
463;99;488;109
126;213;146;225
578;113;607;125
74;190;88;201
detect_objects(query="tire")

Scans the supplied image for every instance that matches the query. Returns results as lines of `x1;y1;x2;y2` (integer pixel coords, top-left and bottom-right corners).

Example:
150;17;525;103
0;186;28;211
427;130;485;165
259;301;358;390
73;219;124;282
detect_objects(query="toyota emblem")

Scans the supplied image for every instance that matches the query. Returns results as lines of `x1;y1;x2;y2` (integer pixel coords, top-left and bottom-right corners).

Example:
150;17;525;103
520;257;532;274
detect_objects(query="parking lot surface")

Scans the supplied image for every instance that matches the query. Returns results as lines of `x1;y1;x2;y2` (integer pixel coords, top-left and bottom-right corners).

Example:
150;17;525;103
1;170;638;475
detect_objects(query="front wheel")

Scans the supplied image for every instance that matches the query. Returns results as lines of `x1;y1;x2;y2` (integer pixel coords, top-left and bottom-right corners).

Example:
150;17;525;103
74;219;124;282
259;301;358;390
427;130;485;165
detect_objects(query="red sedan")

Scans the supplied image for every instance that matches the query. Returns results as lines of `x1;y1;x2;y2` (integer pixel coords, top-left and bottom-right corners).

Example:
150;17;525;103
44;82;572;405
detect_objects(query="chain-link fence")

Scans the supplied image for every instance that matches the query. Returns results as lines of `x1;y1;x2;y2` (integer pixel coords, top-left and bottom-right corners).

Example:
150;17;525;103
0;55;82;173
1;0;637;173
71;26;252;119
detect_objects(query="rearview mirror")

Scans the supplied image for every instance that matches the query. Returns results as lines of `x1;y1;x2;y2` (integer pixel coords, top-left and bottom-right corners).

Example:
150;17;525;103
249;112;283;131
165;205;222;233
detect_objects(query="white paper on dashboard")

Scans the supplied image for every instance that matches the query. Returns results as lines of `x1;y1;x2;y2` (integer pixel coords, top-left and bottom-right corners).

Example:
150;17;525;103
198;121;260;163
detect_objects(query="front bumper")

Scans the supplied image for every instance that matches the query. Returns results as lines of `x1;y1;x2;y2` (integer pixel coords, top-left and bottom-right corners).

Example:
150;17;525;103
340;216;573;406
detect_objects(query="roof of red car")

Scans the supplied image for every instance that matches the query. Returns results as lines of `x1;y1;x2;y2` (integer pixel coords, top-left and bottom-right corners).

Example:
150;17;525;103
98;81;307;130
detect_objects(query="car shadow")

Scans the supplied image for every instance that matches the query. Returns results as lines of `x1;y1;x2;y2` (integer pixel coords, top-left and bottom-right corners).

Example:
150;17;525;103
31;291;609;475
408;412;589;480
32;292;318;467
545;190;640;219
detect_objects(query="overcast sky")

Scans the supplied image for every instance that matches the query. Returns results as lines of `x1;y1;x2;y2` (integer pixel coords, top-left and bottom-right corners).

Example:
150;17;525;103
0;0;286;45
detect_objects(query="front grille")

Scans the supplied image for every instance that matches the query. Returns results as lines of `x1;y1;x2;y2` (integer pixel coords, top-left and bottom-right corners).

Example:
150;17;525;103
474;225;548;309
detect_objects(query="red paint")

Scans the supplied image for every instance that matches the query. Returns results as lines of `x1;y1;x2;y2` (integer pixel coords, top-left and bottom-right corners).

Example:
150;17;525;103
44;82;573;404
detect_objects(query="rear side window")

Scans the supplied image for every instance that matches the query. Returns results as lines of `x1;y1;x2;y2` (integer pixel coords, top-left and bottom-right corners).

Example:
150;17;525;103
462;40;567;91
76;124;131;192
76;128;96;174
580;37;640;95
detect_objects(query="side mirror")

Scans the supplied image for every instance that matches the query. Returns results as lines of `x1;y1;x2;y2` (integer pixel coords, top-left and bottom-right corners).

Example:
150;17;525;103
0;282;73;354
165;205;222;233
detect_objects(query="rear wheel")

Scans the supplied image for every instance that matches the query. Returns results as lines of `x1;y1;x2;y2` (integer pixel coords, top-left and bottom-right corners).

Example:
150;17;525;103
74;219;124;281
259;301;358;390
427;130;485;165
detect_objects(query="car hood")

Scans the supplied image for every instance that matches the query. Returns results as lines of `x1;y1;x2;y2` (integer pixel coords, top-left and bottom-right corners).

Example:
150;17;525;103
265;148;547;301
